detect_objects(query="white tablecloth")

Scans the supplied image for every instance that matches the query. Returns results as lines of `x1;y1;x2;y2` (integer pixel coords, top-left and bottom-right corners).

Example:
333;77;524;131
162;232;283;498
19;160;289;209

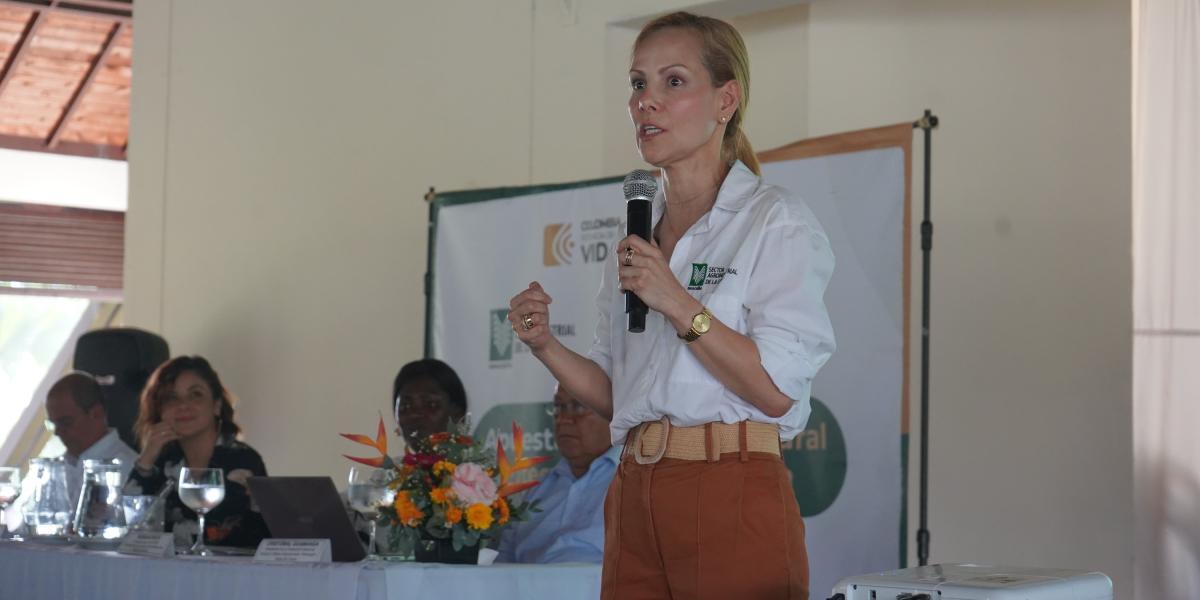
2;540;602;600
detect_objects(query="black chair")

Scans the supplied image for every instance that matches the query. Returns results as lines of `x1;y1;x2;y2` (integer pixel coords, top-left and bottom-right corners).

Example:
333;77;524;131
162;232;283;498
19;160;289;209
73;328;170;450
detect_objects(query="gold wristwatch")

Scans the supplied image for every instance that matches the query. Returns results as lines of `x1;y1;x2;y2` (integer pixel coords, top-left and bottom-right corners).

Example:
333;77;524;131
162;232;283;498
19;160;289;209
678;306;713;343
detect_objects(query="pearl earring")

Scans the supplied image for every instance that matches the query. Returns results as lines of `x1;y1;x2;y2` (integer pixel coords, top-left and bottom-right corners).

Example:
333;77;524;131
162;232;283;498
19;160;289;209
719;116;727;123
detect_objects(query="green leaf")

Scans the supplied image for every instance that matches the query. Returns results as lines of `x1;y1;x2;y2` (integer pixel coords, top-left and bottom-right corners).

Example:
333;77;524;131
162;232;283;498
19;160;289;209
452;526;467;551
463;529;481;547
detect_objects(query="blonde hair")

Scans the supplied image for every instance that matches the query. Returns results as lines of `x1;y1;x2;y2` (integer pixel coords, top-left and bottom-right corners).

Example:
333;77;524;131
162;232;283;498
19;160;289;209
634;12;760;175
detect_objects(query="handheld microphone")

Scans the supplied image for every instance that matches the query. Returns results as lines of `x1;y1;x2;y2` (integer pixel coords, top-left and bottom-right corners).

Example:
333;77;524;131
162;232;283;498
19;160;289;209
623;170;657;333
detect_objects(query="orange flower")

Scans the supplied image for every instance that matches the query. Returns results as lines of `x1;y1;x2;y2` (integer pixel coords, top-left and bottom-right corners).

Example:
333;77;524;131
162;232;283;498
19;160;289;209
432;460;457;477
466;503;493;530
430;487;453;504
392;491;425;527
446;505;463;525
496;421;550;498
339;417;390;468
493;498;510;525
429;432;451;445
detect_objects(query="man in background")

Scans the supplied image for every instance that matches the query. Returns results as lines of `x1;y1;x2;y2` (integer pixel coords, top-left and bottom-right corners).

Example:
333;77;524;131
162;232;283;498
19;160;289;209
44;372;138;505
497;384;619;563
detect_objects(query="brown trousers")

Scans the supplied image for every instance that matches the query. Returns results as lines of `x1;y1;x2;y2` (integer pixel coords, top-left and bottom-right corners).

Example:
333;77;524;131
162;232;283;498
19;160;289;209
600;451;809;600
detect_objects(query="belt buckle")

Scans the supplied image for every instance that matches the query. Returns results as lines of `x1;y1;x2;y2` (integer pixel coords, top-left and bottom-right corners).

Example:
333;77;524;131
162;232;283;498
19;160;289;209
634;416;671;465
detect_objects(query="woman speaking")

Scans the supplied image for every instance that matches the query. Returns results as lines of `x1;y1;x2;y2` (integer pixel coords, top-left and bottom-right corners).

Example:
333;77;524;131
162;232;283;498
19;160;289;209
507;12;835;599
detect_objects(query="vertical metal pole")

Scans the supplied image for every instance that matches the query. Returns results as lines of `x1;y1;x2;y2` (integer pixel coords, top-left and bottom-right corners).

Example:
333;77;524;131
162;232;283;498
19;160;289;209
915;109;938;567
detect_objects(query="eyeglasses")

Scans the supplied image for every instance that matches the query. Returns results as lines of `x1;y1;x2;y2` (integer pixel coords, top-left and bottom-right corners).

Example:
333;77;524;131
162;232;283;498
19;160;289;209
546;401;593;419
395;393;448;415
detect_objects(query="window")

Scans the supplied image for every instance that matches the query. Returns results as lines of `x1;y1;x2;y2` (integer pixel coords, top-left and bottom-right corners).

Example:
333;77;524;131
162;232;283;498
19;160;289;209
0;295;95;463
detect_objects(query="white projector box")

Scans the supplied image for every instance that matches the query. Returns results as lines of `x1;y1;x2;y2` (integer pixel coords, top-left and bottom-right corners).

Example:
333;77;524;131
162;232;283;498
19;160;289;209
831;564;1112;600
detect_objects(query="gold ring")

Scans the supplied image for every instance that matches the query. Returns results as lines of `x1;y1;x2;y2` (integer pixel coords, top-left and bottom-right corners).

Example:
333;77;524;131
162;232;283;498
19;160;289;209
624;247;635;267
521;313;535;331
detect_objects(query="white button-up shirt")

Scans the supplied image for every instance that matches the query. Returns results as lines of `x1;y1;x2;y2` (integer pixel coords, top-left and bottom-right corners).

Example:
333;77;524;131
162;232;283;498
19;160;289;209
588;161;836;444
64;428;138;508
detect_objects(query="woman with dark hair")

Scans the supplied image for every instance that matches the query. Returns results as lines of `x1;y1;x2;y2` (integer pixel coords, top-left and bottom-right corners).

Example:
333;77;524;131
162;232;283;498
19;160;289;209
125;355;269;549
391;358;468;449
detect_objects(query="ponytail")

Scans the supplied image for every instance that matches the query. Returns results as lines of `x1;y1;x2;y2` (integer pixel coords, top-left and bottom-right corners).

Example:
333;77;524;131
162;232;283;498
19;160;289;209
724;122;760;176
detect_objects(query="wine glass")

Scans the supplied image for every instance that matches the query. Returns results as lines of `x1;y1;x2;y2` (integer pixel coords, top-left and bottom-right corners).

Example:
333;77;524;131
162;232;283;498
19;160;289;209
347;466;394;560
178;468;225;556
0;467;19;539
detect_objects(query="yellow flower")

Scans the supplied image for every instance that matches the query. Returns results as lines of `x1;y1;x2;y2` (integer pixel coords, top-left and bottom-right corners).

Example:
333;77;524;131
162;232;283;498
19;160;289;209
430;487;453;504
466;503;493;530
392;491;425;527
446;505;463;525
433;460;457;477
493;498;510;525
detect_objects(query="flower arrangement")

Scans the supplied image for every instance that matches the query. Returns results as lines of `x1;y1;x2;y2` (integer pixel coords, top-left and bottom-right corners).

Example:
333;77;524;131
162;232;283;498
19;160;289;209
340;418;549;552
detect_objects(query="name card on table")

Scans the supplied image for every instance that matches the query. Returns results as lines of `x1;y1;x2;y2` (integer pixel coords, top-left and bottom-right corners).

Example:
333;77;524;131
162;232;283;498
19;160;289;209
253;539;332;563
117;532;176;558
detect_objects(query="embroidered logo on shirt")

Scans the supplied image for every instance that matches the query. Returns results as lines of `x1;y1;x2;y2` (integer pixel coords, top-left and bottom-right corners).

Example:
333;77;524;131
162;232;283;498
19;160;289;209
688;264;737;290
688;263;709;289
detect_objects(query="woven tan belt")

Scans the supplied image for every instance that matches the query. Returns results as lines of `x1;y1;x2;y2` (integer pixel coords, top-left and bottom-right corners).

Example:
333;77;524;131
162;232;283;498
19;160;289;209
624;417;781;464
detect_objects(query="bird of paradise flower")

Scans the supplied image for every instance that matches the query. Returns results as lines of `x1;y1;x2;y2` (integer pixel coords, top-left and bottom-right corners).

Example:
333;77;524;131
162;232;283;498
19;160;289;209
340;417;549;499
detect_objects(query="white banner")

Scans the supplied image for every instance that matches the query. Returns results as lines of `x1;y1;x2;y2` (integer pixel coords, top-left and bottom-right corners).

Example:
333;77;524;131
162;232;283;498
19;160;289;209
429;132;909;594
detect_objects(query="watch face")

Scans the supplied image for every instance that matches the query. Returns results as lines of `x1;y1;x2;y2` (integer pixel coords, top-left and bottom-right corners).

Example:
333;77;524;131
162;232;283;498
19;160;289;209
692;312;712;334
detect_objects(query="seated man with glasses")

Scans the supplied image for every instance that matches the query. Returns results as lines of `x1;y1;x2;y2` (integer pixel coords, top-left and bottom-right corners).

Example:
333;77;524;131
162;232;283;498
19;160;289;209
496;384;618;564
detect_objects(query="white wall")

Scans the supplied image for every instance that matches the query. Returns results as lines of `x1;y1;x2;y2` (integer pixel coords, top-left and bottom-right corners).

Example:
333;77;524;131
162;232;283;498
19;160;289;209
805;0;1132;594
127;0;1131;595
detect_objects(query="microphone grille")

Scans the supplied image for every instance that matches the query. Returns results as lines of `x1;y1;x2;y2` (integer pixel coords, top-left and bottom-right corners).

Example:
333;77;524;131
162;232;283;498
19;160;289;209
623;170;658;201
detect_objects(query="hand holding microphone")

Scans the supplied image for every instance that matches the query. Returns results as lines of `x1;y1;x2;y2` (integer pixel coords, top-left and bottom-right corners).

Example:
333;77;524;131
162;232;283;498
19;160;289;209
622;171;655;332
618;170;697;332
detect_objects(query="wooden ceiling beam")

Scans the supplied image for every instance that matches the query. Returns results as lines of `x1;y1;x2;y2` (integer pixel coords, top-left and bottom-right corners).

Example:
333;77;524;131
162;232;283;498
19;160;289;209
0;1;48;101
0;0;129;24
0;132;124;158
45;18;118;148
58;0;130;15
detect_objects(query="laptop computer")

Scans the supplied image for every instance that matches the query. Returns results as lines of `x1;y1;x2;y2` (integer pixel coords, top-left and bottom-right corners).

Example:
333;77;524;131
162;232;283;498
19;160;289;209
246;476;367;562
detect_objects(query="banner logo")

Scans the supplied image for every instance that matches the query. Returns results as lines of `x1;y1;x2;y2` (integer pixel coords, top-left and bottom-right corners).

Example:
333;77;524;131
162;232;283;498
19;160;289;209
688;263;709;290
489;309;514;362
782;397;847;517
543;223;575;266
474;402;557;484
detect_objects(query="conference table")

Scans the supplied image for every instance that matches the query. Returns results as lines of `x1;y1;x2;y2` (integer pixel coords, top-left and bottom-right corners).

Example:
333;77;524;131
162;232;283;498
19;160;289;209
1;540;602;600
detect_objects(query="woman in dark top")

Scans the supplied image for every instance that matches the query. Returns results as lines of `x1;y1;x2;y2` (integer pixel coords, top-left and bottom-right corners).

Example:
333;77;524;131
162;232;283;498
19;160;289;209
392;358;468;450
125;355;269;548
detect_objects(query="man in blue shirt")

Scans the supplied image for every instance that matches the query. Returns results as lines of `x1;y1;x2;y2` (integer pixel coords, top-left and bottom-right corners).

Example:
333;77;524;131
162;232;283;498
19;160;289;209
497;384;619;563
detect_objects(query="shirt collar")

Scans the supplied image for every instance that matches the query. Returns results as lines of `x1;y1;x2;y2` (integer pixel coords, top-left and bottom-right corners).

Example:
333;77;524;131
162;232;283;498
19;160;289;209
77;428;121;461
554;445;622;483
651;160;760;232
713;160;760;212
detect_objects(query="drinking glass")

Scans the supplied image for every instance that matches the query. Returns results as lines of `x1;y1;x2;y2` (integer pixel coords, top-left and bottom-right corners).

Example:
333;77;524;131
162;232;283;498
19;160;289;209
178;468;224;556
0;467;19;539
347;466;394;560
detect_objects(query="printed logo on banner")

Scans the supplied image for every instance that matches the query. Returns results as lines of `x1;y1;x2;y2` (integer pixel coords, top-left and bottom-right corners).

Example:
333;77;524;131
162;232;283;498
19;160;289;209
489;309;514;362
474;402;558;484
512;323;577;357
688;263;709;289
781;397;848;517
543;217;624;266
543;224;575;266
